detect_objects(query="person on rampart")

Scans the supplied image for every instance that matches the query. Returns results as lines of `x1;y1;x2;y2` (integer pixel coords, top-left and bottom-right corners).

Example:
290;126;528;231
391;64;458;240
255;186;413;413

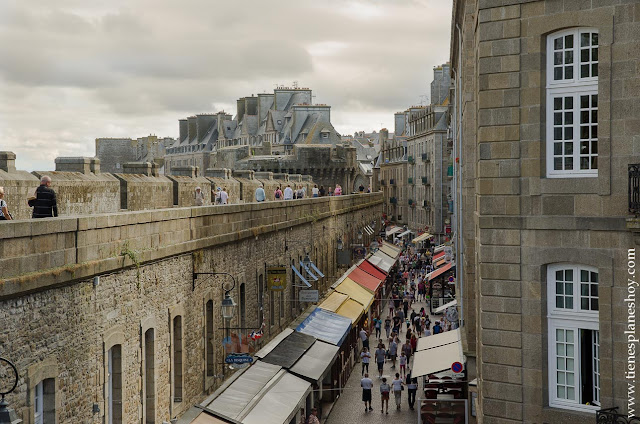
29;176;58;218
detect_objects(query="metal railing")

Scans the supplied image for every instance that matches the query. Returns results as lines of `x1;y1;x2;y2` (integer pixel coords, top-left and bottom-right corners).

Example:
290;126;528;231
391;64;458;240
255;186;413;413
630;164;640;215
596;407;640;423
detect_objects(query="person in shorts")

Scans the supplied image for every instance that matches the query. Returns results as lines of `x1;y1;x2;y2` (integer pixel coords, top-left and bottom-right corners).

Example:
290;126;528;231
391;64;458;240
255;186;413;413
379;377;390;414
361;373;373;412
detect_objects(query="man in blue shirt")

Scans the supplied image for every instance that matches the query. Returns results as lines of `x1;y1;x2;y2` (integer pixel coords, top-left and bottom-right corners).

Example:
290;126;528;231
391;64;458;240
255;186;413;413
255;184;266;202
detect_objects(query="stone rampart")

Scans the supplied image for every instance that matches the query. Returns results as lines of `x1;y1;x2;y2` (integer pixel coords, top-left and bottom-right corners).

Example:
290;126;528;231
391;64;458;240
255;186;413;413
0;193;382;423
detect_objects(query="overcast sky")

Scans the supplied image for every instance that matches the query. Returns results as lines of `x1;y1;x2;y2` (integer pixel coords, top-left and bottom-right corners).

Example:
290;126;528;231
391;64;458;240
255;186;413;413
0;0;452;171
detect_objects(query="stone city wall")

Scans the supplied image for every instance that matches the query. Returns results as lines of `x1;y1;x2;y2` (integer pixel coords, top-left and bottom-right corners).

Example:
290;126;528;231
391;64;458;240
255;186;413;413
0;193;382;423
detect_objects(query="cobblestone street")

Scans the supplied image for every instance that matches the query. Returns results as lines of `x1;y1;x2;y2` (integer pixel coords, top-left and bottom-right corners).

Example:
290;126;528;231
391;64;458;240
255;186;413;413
325;291;436;424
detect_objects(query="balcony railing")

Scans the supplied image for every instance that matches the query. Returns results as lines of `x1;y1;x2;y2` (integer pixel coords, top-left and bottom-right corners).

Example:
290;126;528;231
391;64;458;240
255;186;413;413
630;164;640;215
596;407;640;423
390;179;396;185
422;176;428;185
408;177;414;185
408;155;415;163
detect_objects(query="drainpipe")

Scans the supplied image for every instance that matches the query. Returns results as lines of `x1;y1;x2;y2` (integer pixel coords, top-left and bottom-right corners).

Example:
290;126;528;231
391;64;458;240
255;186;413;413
456;23;464;327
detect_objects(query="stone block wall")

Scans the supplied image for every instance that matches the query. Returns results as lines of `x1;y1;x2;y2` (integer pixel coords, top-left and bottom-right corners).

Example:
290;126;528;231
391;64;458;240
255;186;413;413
31;171;120;216
166;174;212;207
113;173;173;211
452;0;640;422
0;193;383;423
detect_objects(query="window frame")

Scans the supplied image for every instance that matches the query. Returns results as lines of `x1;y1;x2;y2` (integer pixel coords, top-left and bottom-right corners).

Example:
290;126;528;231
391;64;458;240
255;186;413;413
546;28;599;178
547;264;600;412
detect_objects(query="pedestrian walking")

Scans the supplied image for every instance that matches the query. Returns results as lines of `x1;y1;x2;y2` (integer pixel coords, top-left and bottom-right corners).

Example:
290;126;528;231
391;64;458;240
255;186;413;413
255;184;266;202
29;176;58;218
284;184;293;200
274;186;283;200
373;316;382;339
399;352;407;378
389;338;398;369
359;327;369;350
306;407;320;424
424;323;431;337
220;187;229;204
407;374;418;410
379;378;390;414
319;185;326;196
433;321;442;334
334;184;342;195
361;347;371;376
361;373;373;412
312;184;319;197
194;186;205;206
384;316;392;339
402;339;413;362
392;373;404;410
0;187;13;220
375;343;386;378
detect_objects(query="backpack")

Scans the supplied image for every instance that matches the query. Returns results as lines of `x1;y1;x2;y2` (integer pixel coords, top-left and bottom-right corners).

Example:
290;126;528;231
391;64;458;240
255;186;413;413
275;190;281;199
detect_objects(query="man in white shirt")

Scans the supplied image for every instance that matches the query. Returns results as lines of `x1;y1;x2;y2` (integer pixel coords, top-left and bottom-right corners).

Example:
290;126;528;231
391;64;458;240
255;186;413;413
220;188;228;205
312;184;319;197
283;185;293;200
361;373;374;412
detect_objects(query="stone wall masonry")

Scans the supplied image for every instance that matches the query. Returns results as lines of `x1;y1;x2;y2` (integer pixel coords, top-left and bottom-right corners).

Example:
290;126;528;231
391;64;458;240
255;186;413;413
0;193;382;423
0;168;40;220
166;175;212;207
113;173;173;211
31;171;121;216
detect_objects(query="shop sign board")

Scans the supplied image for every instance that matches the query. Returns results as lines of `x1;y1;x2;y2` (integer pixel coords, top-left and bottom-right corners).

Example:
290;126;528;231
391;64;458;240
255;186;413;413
299;290;319;302
267;266;287;291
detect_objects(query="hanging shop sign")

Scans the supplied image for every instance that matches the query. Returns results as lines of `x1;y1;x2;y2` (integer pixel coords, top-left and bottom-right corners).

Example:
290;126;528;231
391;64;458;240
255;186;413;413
432;281;443;290
353;246;367;259
299;290;319;303
267;266;287;291
225;353;254;365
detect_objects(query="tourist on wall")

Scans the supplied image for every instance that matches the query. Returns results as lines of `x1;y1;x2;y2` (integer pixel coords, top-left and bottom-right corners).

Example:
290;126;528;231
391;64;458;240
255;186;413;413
334;184;342;195
283;184;293;200
319;185;326;196
28;175;58;218
274;186;283;199
312;184;319;197
0;187;13;220
255;184;266;202
220;188;229;204
194;186;204;206
296;185;305;199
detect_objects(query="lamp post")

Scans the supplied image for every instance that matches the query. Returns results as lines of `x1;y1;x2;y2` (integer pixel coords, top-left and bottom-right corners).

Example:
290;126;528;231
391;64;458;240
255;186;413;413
0;356;21;424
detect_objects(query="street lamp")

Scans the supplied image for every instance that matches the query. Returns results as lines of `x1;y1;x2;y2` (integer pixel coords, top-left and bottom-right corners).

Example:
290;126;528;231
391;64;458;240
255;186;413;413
0;356;21;424
357;230;363;241
302;253;312;268
221;292;237;320
336;237;344;251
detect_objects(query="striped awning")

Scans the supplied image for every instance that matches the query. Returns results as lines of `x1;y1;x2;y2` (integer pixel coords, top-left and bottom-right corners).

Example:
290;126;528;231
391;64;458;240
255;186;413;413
428;262;454;281
364;225;375;236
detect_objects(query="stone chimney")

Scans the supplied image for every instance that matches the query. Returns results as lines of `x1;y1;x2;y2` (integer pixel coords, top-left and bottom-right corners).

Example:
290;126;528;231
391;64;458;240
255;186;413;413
90;158;100;174
179;119;188;142
122;162;153;176
171;166;198;178
0;151;17;172
55;157;93;174
232;170;255;180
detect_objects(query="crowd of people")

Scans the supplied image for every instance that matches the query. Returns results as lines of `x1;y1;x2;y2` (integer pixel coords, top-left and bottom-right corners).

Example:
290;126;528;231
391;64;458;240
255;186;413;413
356;239;457;417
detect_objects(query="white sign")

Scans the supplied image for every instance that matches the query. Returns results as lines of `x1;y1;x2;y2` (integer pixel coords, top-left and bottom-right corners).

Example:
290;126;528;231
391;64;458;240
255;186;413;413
299;290;319;302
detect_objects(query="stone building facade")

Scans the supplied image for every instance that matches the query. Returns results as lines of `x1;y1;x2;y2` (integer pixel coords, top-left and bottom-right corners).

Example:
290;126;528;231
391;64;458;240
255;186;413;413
377;127;408;224
451;1;640;422
96;135;173;174
0;193;382;423
406;64;453;241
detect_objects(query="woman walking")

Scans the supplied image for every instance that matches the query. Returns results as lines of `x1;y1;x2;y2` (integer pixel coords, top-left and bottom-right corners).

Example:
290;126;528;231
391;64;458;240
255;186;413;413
392;372;404;410
380;377;390;414
361;347;371;376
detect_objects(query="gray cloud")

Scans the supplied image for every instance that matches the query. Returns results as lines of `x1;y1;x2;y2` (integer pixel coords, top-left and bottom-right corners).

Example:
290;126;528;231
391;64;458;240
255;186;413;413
0;0;452;170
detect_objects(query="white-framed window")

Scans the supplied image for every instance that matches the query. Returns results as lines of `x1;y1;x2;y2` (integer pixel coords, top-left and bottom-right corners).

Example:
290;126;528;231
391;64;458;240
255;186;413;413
546;28;598;178
547;264;600;412
34;378;55;424
34;380;43;424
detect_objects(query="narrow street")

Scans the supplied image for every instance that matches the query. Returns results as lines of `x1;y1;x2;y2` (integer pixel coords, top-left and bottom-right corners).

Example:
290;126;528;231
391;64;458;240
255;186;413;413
326;282;438;424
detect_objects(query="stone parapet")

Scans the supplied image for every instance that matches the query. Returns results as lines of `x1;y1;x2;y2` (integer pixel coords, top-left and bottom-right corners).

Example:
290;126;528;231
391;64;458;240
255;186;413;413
55;157;96;174
0;192;383;300
170;166;199;178
0;151;17;172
